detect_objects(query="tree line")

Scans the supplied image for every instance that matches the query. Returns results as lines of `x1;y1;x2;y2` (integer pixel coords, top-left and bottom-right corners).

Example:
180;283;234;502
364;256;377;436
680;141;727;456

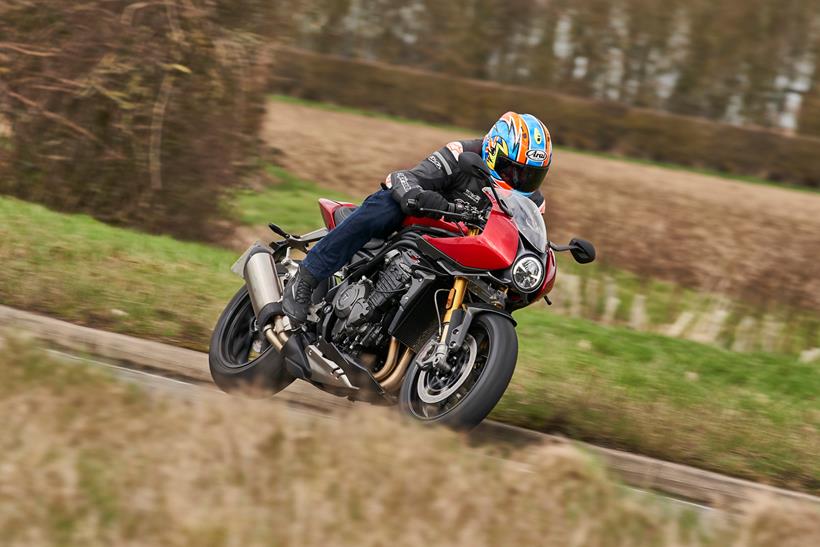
284;0;820;136
2;0;817;239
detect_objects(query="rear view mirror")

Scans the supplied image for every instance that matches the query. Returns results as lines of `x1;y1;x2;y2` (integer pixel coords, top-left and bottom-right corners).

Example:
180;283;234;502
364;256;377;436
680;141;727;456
569;238;596;264
458;151;493;181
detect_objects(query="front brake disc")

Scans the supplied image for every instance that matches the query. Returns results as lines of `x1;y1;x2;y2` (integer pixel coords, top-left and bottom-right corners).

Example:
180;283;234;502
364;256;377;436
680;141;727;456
416;335;477;404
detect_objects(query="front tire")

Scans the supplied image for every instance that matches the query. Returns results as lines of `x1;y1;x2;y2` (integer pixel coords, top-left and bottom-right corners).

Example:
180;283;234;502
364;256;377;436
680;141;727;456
209;286;294;396
399;313;517;430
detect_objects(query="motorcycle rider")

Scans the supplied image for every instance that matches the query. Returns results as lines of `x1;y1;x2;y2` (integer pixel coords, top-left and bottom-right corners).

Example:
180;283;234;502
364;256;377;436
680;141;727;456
282;111;553;324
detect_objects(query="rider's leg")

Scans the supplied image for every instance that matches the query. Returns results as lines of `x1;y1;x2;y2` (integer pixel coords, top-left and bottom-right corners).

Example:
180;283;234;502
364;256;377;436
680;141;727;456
302;189;404;279
283;189;404;322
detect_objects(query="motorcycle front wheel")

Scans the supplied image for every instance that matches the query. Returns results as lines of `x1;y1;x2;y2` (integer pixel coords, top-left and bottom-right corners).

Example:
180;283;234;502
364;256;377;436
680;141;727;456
209;285;294;396
399;313;517;430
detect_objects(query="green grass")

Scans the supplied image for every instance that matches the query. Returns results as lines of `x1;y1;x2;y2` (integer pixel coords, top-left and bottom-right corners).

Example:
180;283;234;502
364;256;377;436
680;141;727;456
494;309;819;492
230;164;352;233
0;194;817;492
270;94;819;195
0;196;241;349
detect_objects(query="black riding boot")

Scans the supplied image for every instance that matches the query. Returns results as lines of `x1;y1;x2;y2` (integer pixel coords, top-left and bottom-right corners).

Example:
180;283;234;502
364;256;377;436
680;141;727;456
282;264;319;324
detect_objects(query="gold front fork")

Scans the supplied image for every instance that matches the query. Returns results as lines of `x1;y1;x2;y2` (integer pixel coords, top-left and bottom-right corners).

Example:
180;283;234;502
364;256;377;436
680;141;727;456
439;227;479;343
442;276;468;323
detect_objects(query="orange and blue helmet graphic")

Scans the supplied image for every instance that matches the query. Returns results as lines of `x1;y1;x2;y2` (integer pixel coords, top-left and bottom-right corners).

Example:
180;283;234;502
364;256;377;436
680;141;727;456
482;112;552;194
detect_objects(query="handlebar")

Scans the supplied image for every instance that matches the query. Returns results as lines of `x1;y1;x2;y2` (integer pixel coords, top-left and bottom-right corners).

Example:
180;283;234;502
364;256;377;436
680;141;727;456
413;203;485;223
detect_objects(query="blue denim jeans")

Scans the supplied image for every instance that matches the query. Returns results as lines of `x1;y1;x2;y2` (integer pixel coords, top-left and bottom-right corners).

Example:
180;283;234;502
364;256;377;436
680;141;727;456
301;189;404;280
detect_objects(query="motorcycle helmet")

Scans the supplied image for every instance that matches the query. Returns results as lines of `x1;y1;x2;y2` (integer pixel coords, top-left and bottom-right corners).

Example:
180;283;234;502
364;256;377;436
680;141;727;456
482;112;552;194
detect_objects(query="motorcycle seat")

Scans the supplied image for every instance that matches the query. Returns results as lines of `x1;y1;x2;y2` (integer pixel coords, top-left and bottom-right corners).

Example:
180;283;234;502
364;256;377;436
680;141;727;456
332;205;385;250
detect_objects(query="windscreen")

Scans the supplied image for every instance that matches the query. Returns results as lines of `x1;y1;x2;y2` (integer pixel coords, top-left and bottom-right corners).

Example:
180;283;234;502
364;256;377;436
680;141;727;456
490;188;547;250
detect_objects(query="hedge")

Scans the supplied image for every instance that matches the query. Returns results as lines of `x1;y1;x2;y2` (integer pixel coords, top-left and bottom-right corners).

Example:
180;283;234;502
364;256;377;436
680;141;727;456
0;1;274;241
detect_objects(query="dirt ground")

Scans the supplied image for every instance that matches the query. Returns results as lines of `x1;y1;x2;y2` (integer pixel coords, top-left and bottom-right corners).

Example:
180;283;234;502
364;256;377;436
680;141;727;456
263;101;820;312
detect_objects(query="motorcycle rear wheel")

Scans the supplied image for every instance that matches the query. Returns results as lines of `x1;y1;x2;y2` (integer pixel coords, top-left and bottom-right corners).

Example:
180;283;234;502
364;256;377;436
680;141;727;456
209;285;294;396
399;313;517;430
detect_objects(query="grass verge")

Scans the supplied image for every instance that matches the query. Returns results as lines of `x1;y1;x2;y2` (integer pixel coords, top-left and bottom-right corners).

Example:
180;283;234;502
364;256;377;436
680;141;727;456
0;196;240;349
230;164;352;233
0;195;817;492
496;309;819;493
2;338;818;546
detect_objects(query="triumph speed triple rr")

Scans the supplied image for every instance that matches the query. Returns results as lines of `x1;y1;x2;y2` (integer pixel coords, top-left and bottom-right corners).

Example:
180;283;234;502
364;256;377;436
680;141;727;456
209;152;595;429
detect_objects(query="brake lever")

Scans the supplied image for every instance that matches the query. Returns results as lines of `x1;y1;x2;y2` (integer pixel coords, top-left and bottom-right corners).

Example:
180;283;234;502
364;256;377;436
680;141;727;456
416;207;485;224
415;206;464;220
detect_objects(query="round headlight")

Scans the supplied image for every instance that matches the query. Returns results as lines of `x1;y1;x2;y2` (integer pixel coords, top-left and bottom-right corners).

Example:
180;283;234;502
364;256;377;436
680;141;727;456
512;255;544;293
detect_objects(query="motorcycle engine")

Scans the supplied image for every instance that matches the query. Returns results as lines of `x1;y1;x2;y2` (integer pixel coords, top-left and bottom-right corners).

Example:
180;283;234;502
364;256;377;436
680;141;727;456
331;250;416;351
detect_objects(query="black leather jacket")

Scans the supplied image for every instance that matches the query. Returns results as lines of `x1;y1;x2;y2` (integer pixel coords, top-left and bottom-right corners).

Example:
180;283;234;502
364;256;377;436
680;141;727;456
383;139;545;212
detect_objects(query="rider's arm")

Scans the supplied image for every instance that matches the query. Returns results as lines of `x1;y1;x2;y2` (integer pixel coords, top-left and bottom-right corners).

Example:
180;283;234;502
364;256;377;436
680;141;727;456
385;147;454;201
384;145;460;214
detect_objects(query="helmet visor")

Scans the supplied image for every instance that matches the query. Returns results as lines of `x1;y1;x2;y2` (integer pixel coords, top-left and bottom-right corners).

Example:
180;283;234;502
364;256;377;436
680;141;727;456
494;154;549;194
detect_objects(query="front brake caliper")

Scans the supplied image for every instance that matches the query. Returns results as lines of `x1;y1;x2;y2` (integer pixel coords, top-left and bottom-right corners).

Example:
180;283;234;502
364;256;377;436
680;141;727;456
416;338;452;373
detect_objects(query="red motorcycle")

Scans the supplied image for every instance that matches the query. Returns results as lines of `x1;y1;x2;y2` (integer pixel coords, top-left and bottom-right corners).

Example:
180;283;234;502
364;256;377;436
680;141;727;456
209;152;595;429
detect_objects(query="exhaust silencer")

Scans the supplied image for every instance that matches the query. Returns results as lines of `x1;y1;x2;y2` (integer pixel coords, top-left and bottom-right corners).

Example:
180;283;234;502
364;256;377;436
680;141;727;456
243;247;285;333
243;246;291;352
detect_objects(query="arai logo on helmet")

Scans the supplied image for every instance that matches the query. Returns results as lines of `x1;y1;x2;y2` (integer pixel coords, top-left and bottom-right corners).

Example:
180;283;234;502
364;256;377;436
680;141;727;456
526;149;548;162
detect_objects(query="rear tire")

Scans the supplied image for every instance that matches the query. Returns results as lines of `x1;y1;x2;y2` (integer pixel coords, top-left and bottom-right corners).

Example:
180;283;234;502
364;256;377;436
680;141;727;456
209;286;294;396
399;313;517;430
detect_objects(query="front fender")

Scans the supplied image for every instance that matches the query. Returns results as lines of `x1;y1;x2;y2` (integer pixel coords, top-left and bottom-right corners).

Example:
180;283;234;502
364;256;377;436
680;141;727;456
445;304;516;353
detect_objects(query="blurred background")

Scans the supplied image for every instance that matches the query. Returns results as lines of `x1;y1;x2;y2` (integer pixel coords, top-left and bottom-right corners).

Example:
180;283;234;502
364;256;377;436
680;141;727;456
0;1;818;543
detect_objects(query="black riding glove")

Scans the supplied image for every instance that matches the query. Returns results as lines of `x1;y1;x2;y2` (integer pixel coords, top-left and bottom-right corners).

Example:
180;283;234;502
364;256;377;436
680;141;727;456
400;188;452;217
